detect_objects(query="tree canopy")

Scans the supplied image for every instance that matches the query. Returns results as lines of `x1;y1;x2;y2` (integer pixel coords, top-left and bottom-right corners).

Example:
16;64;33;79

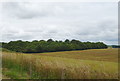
2;39;108;53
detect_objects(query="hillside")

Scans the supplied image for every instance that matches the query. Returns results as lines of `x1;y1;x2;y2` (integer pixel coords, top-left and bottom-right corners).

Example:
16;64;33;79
2;48;118;79
32;48;118;62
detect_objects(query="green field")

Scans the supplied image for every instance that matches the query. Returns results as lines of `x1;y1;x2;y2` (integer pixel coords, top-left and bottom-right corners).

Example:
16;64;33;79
2;48;118;79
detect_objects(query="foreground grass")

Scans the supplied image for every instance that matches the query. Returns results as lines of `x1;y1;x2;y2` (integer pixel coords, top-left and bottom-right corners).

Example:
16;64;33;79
2;48;118;79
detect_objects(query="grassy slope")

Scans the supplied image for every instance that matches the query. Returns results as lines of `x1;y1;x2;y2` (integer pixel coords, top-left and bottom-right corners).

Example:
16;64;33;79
2;48;118;79
31;48;118;62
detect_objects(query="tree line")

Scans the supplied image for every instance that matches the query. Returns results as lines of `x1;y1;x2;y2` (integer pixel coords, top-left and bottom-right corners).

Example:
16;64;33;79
2;39;108;53
111;45;120;48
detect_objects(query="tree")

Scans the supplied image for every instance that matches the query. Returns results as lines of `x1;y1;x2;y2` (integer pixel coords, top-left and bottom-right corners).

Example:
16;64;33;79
47;39;54;42
2;39;108;53
65;39;70;43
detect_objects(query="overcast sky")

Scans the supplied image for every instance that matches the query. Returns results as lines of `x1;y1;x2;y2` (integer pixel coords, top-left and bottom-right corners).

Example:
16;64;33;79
0;2;118;45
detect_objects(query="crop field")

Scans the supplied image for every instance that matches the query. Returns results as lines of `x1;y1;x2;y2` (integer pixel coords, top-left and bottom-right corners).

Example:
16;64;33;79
2;48;118;79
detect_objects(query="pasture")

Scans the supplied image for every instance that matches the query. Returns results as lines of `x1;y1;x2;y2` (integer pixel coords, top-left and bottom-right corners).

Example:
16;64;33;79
2;48;118;79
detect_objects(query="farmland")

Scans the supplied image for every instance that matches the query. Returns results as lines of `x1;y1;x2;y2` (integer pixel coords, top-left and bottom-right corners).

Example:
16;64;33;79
2;48;118;79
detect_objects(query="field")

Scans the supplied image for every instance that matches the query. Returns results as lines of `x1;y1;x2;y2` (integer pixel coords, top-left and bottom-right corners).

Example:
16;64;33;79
2;48;118;79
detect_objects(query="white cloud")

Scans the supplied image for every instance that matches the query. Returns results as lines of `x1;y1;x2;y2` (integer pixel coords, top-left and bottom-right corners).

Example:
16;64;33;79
0;2;118;45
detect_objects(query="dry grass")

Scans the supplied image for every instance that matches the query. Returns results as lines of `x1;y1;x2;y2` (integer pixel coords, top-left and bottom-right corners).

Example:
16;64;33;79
2;48;118;79
32;48;118;62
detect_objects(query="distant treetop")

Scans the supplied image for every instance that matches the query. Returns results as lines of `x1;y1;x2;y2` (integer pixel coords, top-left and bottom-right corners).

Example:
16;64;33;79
2;39;108;53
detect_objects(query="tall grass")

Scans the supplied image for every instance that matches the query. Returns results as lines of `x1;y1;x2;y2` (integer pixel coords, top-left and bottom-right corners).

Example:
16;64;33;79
0;48;1;80
2;50;118;79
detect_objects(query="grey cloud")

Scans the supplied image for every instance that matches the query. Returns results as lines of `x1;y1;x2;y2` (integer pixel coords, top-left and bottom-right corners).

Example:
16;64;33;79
2;2;65;19
2;31;34;41
0;2;118;45
2;2;47;19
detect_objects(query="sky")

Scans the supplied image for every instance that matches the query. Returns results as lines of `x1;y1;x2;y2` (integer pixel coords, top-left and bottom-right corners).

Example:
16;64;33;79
0;2;118;45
